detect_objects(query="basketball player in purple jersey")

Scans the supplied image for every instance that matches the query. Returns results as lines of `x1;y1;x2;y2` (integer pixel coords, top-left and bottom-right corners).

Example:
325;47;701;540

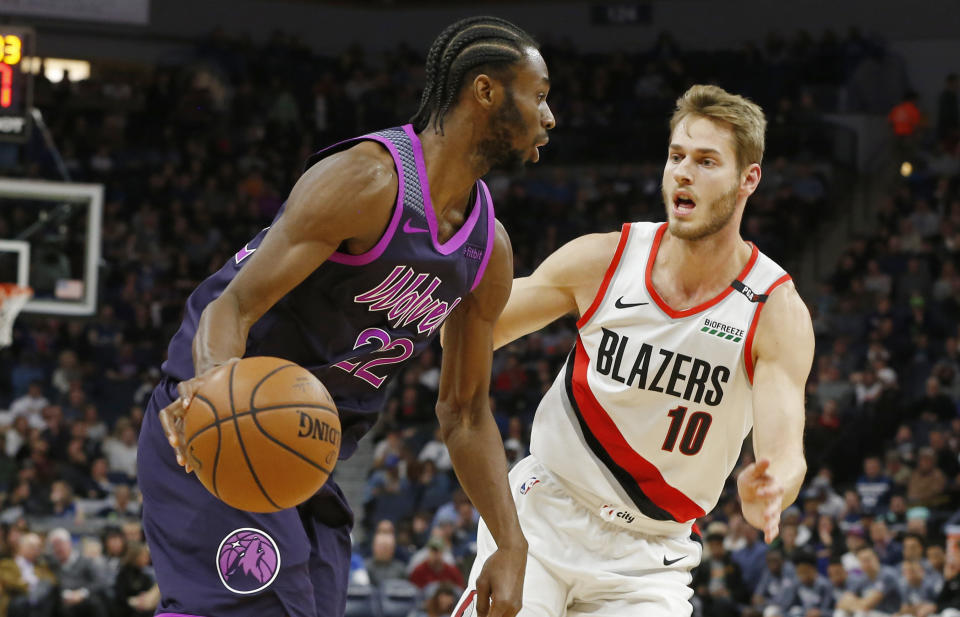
137;17;553;617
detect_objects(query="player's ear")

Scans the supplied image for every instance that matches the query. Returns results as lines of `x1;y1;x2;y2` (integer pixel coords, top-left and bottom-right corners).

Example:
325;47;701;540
740;163;762;197
471;74;496;110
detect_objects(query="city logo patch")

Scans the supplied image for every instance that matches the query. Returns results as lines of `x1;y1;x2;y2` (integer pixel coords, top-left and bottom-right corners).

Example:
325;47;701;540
217;528;281;595
700;318;745;343
519;476;541;495
600;504;636;524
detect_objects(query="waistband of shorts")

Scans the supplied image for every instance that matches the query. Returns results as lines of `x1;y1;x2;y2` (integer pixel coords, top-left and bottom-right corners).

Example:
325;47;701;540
528;455;699;540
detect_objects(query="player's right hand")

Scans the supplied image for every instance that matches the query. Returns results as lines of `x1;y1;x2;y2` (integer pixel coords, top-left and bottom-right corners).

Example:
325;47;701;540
737;458;784;543
474;544;526;617
159;358;240;473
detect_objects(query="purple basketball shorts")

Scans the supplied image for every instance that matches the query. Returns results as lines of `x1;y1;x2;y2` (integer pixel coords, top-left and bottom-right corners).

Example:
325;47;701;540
139;379;353;617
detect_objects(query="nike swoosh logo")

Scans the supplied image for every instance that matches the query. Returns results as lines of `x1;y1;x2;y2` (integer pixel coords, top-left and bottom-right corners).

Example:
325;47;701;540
403;219;429;234
615;297;649;309
663;555;686;566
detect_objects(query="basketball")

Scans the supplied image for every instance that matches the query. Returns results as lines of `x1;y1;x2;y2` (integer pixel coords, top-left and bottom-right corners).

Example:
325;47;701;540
182;356;341;512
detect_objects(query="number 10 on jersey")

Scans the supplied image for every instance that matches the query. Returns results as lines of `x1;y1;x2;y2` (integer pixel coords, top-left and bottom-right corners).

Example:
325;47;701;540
662;406;712;455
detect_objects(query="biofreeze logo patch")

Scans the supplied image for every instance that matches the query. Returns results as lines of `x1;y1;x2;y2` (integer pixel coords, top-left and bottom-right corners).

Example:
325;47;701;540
700;318;744;343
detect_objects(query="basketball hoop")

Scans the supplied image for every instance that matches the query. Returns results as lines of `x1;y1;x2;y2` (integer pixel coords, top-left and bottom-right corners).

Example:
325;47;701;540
0;283;32;349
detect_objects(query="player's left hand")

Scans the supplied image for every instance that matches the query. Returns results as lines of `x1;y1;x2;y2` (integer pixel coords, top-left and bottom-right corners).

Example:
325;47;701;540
474;544;526;617
737;458;784;543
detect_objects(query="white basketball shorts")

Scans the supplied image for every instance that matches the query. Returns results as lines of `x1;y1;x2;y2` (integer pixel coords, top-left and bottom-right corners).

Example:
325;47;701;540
453;455;703;617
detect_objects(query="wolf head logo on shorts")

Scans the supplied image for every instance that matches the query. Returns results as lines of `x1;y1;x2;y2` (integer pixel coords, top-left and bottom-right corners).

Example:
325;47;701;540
216;528;281;594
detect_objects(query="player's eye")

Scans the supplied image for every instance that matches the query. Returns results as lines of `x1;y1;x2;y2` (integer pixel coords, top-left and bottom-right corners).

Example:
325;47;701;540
702;159;716;167
669;153;682;163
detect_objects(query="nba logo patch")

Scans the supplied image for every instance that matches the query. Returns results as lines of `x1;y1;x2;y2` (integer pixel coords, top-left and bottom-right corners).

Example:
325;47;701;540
216;528;281;594
519;476;541;495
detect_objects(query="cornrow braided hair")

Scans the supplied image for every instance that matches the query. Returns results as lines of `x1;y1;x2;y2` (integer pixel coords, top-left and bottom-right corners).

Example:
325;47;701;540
411;16;537;134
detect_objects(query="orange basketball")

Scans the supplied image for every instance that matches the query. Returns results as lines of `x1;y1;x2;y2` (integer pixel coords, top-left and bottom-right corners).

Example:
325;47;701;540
182;356;341;512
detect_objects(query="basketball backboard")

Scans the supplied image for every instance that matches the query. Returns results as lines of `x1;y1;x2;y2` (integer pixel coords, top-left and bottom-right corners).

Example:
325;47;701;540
0;178;102;315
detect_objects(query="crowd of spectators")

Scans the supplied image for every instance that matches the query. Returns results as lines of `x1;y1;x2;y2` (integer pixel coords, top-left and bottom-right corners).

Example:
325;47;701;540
0;23;956;617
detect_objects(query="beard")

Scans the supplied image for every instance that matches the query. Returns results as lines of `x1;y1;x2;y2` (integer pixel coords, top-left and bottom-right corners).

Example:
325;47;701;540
476;89;528;172
662;182;740;241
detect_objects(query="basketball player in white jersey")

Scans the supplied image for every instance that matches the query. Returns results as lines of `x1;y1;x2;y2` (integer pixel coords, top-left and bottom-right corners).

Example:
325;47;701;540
453;85;814;616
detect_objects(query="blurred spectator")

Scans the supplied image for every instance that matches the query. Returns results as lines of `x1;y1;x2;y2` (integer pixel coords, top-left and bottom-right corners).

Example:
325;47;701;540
779;551;832;617
366;459;415;526
413;460;451;514
5;415;30;458
9;383;49;431
907;447;948;508
97;485;140;520
417;427;451;474
692;529;749;616
48;481;80;523
372;428;405;471
365;531;406;587
856;456;893;516
751;549;796;611
48;528;109;617
113;542;158;617
841;527;868;574
408;537;463;590
869;518;902;566
838;546;901;615
411;581;458;617
937;553;960;615
101;419;138;481
897;559;937;616
4;532;56;617
101;528;128;583
827;557;866;614
733;524;768;592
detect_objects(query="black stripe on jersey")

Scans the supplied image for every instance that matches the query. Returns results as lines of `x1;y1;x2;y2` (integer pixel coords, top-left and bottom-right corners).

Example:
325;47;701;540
562;347;675;522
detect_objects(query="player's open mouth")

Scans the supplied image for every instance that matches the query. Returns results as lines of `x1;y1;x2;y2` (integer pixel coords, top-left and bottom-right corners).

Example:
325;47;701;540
673;192;696;215
532;137;549;163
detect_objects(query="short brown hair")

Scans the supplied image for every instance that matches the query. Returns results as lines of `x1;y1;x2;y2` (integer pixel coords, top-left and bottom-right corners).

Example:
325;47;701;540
670;84;767;170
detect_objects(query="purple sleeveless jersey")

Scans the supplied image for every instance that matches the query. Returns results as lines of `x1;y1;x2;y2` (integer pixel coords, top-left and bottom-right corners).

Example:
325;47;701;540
160;125;495;459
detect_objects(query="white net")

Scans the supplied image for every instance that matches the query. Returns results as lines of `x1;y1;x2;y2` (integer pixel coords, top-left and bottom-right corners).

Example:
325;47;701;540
0;284;32;348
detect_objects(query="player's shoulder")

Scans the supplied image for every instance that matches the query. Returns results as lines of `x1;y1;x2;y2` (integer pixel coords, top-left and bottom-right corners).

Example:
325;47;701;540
761;279;809;326
305;140;398;199
753;277;814;365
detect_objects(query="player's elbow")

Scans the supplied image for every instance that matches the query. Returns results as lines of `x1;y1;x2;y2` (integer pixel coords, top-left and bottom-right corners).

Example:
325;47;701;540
435;397;484;440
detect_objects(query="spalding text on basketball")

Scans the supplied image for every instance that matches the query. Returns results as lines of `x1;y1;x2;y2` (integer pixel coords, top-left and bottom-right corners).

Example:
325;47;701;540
296;410;341;445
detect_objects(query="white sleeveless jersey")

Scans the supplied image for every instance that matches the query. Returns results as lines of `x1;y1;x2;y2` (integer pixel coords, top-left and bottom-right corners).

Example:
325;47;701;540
530;221;792;537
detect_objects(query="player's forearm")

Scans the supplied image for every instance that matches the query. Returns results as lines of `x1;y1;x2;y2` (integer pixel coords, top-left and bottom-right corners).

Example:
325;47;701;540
193;293;251;376
768;454;806;511
437;400;527;550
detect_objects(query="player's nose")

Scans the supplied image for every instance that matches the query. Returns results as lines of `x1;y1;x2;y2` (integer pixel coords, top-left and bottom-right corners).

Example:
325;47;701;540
673;158;693;185
542;103;555;130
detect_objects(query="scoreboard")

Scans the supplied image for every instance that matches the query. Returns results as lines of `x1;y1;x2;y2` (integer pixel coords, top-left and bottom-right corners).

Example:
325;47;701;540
0;26;33;142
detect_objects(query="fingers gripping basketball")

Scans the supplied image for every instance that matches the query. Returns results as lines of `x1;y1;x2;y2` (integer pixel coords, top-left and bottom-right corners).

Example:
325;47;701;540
182;356;341;512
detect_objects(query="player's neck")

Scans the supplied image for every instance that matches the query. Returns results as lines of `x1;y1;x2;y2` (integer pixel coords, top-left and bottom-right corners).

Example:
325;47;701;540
657;225;752;300
417;118;484;221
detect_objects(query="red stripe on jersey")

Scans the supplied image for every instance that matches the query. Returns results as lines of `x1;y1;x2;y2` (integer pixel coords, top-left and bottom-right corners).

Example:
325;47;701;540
645;223;760;319
453;590;477;617
743;273;793;384
570;337;705;522
576;223;632;329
